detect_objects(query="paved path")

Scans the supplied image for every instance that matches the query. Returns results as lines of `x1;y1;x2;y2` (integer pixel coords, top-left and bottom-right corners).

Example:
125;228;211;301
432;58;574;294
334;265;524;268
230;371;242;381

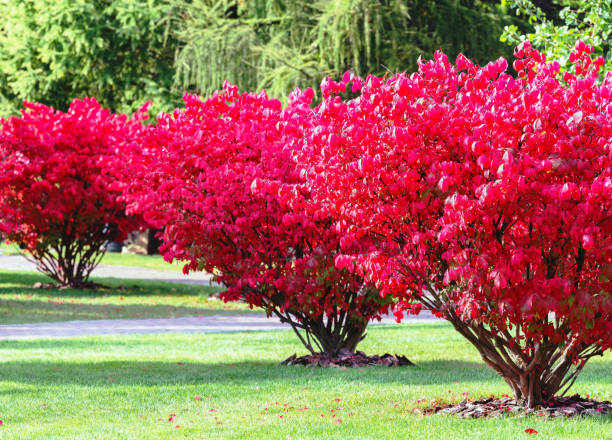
0;312;438;340
0;251;216;285
0;249;440;339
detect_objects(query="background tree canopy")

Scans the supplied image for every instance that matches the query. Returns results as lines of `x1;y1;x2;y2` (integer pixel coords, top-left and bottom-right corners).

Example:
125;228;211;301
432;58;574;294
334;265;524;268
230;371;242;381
0;0;529;116
502;0;611;75
173;0;529;98
0;0;181;116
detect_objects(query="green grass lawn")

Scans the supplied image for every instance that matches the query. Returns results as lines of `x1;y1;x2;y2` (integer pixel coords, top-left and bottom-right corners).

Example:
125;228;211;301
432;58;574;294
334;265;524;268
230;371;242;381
0;270;253;324
99;252;185;272
0;323;609;439
0;242;185;272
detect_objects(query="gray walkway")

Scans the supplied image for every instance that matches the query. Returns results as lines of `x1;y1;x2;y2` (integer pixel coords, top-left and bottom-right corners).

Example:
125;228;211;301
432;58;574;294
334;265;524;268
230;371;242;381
0;250;439;339
0;251;216;285
0;312;438;340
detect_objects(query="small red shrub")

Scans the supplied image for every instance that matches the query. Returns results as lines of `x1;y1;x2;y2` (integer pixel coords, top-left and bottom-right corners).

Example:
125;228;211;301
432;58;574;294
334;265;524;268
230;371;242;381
123;84;391;355
299;43;611;406
0;98;147;287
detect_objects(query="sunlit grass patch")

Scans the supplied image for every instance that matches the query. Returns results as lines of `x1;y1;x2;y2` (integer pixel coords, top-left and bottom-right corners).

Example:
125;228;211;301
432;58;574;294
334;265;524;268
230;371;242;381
0;324;609;439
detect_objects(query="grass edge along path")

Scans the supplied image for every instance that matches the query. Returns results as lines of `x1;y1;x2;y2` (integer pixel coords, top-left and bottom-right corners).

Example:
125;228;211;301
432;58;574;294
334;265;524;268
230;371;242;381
0;323;609;439
0;270;255;325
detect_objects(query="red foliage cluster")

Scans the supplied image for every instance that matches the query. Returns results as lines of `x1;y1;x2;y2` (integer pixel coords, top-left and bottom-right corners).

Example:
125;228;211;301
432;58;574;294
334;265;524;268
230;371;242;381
2;39;608;404
0;98;147;287
122;83;391;355
298;42;611;405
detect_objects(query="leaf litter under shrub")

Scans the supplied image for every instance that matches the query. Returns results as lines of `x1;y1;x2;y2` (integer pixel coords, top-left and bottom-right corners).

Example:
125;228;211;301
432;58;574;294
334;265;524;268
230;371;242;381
281;348;414;367
420;394;611;418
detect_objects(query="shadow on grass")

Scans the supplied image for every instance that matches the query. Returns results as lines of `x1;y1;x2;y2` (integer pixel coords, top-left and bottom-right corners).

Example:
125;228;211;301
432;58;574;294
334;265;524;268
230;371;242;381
0;358;610;398
0;270;243;323
0;297;250;323
0;270;221;297
0;359;505;387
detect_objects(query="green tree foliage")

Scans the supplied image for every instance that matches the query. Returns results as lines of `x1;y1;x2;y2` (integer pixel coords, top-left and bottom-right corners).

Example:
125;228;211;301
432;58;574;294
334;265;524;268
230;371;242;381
0;0;182;116
502;0;612;74
173;0;527;98
0;0;529;115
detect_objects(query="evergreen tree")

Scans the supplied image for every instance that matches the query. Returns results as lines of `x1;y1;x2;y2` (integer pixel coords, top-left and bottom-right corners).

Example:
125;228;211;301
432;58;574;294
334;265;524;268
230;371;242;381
173;0;528;98
0;0;182;116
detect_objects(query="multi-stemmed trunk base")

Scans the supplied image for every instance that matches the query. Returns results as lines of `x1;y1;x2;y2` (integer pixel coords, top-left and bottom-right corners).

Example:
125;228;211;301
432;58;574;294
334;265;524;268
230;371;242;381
445;312;603;409
424;394;611;418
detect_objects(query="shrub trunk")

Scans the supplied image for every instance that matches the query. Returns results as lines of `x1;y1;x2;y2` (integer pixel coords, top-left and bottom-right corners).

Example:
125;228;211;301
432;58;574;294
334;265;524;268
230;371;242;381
446;313;603;409
273;308;369;356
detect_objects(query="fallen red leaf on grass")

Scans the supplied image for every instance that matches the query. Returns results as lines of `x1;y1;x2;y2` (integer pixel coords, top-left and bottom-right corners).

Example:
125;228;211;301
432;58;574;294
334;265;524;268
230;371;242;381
525;428;538;435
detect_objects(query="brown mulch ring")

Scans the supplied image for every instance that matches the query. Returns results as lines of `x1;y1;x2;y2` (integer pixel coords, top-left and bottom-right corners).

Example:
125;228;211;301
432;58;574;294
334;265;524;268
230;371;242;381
420;394;611;418
281;349;414;367
32;281;119;290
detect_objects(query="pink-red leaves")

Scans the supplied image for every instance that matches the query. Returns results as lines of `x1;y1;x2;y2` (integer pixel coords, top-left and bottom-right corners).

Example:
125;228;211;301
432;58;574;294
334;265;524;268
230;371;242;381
0;98;147;285
299;42;612;392
122;83;391;354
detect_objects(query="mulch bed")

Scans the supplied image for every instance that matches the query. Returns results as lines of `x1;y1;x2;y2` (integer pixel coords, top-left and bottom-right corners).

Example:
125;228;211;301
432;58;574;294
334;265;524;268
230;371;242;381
281;349;414;367
421;394;611;418
32;281;119;290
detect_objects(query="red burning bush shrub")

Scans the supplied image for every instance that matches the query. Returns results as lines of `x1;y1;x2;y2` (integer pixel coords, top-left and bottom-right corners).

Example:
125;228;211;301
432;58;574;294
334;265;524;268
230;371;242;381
299;42;611;406
0;98;147;287
123;84;391;356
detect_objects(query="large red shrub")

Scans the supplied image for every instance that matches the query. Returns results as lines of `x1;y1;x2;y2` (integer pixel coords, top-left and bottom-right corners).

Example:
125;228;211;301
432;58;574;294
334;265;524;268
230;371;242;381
0;98;147;287
123;84;391;355
299;43;611;406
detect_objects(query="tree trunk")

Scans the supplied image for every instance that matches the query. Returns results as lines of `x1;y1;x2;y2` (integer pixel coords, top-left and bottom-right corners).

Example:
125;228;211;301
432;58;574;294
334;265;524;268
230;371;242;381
310;317;368;356
28;239;107;289
445;313;600;409
275;307;369;357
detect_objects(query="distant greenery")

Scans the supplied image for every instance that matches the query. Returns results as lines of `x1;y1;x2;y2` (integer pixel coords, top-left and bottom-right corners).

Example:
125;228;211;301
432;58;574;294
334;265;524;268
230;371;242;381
0;270;253;324
0;0;530;117
174;0;530;99
0;0;182;116
501;0;612;74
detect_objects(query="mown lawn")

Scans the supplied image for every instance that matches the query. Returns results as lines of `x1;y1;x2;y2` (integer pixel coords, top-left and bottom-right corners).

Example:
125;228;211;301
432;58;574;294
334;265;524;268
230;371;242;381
99;252;185;272
0;242;185;272
0;271;253;324
0;323;609;439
